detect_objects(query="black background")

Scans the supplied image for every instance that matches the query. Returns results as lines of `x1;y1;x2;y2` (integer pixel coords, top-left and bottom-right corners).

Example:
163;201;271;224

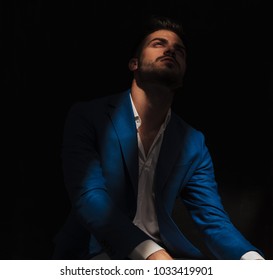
3;0;273;259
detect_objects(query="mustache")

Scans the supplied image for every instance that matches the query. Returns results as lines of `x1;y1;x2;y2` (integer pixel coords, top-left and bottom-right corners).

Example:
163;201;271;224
156;55;178;66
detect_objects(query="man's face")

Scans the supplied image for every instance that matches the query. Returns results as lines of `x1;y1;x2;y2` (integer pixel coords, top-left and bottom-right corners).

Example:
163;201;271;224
136;29;187;89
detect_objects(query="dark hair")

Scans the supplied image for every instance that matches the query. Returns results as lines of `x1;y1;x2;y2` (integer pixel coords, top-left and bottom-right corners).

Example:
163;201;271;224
131;14;187;57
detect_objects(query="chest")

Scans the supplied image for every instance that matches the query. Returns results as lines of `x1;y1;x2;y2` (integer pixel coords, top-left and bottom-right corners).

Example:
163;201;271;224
140;132;157;155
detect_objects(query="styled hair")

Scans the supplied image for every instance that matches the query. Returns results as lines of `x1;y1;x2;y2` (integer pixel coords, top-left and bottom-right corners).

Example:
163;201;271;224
131;14;187;57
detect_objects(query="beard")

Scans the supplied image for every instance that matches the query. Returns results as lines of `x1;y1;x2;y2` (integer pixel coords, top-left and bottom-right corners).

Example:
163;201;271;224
137;61;184;89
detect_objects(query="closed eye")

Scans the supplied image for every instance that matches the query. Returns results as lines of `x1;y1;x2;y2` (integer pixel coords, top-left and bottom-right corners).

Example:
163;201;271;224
152;41;165;47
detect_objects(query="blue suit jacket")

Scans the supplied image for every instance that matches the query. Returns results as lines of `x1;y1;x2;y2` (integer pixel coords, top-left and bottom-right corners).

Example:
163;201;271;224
53;90;261;259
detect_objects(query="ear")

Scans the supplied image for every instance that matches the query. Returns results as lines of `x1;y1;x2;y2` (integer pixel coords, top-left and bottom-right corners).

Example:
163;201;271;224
128;58;138;71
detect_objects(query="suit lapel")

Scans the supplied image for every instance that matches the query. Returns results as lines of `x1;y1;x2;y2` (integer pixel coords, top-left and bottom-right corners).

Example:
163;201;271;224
155;115;183;192
107;90;139;194
107;92;183;195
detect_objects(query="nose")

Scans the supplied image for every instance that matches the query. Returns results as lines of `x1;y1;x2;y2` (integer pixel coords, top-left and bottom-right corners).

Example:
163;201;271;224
164;47;176;58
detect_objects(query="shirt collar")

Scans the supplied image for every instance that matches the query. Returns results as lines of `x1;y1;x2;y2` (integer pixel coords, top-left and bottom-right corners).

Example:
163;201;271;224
130;93;171;130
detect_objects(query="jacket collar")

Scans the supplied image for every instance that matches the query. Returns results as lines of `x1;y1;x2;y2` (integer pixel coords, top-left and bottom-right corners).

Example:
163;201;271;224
154;114;184;192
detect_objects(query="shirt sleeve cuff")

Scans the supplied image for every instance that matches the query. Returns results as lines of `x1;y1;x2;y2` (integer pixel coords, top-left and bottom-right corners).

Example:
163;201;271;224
128;240;164;260
240;251;265;260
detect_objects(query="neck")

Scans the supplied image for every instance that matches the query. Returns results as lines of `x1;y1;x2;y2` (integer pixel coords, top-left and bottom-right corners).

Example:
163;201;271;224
130;79;173;131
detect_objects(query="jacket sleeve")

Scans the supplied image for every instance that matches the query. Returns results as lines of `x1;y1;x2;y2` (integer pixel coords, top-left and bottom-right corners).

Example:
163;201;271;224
180;131;264;259
61;102;149;259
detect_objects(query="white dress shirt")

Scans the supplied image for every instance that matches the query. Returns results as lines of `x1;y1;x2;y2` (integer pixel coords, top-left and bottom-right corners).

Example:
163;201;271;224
128;95;264;260
128;94;171;260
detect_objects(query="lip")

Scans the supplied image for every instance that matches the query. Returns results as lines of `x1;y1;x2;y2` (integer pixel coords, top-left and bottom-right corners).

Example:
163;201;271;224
158;56;178;66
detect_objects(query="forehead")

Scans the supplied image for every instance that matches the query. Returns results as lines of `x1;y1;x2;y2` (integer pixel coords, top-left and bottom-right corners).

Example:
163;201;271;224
144;29;185;47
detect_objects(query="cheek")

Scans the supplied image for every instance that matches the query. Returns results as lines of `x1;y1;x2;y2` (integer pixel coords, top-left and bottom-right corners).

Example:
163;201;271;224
139;56;153;68
142;49;162;60
178;58;187;71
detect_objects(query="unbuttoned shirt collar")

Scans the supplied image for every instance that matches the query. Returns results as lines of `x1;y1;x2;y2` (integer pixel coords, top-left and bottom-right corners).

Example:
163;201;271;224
129;92;171;245
130;94;171;132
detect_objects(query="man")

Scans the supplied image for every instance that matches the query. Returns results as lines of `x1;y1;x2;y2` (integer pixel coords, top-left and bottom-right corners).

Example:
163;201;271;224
53;15;264;260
